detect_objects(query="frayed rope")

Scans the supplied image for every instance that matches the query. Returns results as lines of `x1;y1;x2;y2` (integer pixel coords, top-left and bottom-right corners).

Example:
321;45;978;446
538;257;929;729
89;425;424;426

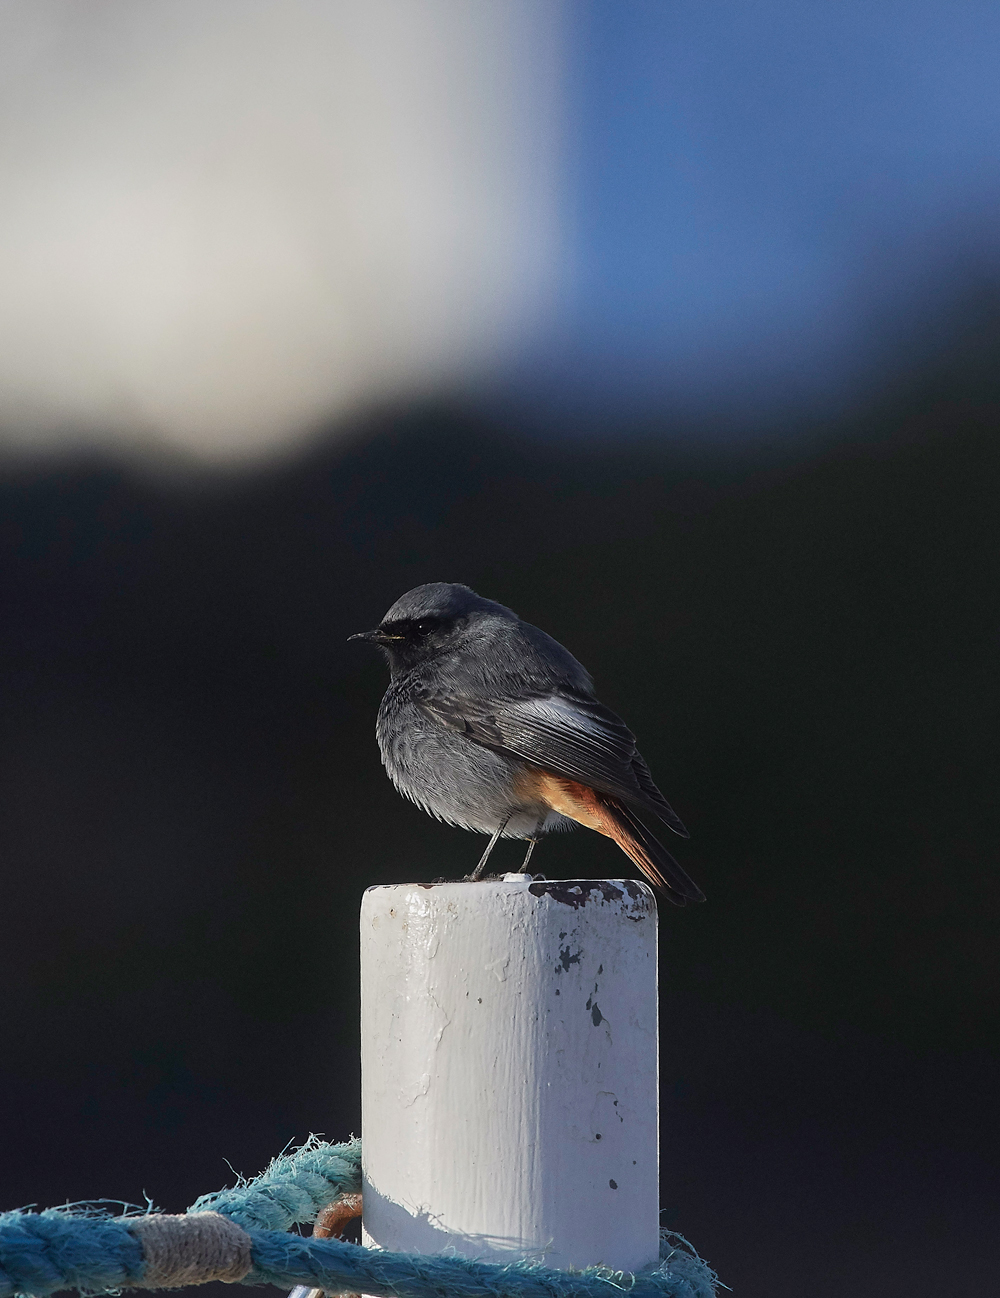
190;1135;363;1232
0;1137;721;1298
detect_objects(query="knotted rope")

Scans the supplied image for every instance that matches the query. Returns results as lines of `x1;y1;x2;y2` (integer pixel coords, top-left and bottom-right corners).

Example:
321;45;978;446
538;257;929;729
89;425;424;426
0;1137;720;1298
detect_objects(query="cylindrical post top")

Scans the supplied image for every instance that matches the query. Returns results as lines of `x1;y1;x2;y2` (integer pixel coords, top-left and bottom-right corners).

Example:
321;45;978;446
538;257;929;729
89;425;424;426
360;875;660;1272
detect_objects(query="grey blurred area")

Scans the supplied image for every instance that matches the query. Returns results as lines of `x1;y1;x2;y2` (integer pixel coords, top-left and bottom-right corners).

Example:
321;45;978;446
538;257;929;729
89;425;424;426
0;0;560;458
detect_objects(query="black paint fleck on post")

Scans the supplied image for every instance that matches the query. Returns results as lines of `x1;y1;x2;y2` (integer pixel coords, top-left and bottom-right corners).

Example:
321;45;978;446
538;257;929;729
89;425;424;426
530;879;648;908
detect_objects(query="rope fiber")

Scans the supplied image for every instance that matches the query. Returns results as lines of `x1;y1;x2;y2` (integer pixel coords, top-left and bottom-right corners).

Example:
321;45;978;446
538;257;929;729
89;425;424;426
0;1138;720;1298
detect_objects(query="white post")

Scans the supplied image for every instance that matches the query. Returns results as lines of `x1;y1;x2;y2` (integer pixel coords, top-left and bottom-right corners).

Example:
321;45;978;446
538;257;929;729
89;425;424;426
360;875;660;1272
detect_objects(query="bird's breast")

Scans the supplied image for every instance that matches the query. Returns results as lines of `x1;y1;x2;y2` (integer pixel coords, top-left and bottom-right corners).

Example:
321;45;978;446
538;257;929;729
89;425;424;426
376;689;534;832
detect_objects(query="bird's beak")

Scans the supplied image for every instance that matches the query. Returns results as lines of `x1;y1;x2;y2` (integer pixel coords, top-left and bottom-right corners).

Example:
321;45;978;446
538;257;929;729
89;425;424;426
348;628;401;645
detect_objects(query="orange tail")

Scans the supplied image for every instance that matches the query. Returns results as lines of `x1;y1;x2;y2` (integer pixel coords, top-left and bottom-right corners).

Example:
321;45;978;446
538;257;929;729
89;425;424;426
533;772;705;905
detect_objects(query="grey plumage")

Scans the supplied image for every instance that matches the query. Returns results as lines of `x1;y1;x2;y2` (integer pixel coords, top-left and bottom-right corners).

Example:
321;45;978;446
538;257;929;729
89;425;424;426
351;582;704;904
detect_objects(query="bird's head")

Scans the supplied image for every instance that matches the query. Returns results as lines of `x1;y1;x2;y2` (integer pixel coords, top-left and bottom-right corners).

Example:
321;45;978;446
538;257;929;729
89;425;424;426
349;582;516;673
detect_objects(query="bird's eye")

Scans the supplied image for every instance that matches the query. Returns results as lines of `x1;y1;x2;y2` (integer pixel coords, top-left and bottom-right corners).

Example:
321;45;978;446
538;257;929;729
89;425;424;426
414;618;441;635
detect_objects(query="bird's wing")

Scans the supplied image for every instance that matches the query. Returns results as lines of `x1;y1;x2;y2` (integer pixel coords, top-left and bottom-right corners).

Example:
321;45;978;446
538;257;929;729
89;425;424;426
419;689;688;837
630;750;690;838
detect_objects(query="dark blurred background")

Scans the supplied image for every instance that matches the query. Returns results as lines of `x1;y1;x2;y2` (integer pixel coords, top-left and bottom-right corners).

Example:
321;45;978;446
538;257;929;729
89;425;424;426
2;5;999;1297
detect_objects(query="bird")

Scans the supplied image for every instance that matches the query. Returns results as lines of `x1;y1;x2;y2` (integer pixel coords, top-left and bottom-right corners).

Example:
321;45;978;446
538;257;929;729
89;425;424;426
350;583;704;905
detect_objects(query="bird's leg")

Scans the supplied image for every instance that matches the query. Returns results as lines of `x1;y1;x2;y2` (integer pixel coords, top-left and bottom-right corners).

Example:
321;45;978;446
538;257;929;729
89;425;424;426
518;820;545;873
468;815;511;881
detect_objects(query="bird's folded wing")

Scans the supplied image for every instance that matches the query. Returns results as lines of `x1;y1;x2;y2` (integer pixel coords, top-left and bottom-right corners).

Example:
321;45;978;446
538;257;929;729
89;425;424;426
419;690;688;837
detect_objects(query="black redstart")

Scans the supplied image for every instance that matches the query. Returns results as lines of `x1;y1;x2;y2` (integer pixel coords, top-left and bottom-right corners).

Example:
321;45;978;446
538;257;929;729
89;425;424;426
350;582;704;904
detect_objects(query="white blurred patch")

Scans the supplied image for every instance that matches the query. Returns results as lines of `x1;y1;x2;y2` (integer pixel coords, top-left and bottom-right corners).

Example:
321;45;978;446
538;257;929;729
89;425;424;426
0;0;561;459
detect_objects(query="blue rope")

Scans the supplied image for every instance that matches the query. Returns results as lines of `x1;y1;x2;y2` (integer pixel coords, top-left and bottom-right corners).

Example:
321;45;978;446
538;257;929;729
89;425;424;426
0;1209;144;1297
0;1138;720;1298
190;1136;362;1231
247;1229;719;1298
